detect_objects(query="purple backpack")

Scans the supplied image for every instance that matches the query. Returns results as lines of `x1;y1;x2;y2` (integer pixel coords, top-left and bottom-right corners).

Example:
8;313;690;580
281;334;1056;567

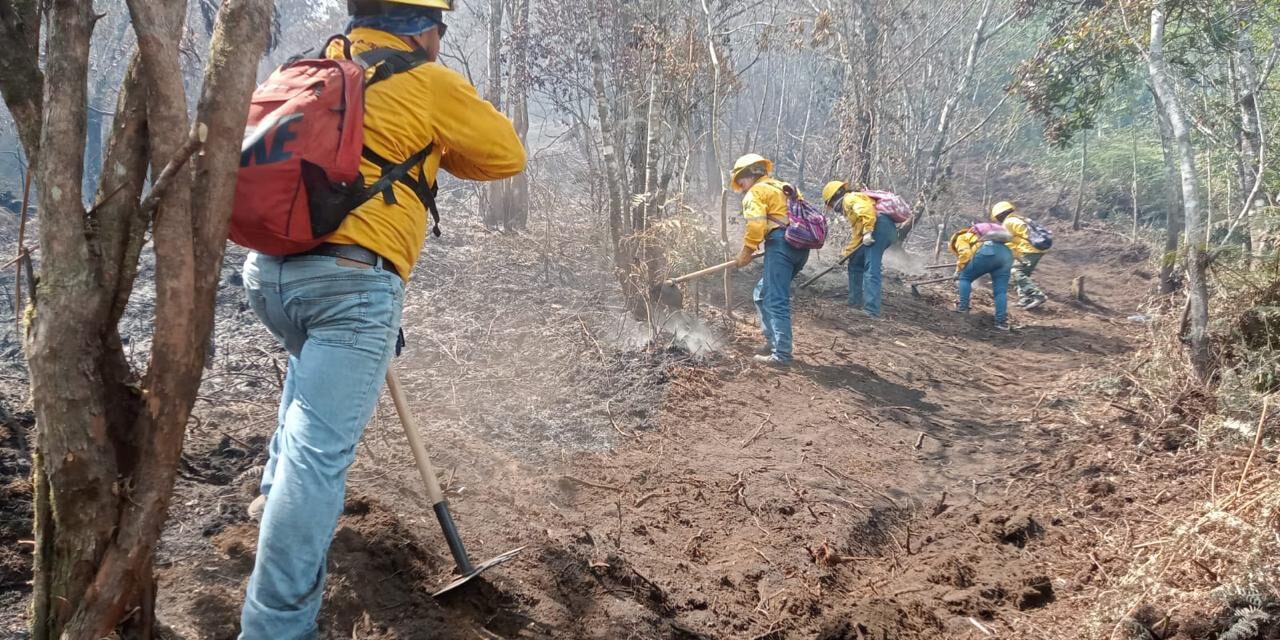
970;222;1013;243
779;185;827;250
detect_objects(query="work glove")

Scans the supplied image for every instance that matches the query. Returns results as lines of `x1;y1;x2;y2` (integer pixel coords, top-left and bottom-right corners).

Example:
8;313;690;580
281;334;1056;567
861;232;875;247
735;246;755;268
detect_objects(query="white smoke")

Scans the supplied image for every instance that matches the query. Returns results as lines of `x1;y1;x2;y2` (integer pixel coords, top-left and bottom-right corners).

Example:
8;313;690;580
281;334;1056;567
612;309;726;357
883;245;929;277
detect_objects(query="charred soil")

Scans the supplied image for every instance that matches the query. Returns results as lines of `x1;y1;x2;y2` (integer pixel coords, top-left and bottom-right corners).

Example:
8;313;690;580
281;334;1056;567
0;220;1261;639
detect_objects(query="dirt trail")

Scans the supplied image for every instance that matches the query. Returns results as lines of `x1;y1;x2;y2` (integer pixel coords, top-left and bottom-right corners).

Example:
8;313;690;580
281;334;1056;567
127;224;1153;640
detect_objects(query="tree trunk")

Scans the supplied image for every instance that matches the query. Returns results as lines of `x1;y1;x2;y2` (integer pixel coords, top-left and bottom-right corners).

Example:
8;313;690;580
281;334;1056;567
772;56;788;164
0;0;44;160
642;48;661;229
1232;0;1262;256
700;0;731;318
504;0;530;231
1072;134;1088;230
483;0;507;229
1132;107;1140;242
1148;1;1211;381
588;17;624;258
854;0;880;188
28;2;118;635
749;55;772;153
1153;89;1183;295
796;73;815;192
17;0;271;636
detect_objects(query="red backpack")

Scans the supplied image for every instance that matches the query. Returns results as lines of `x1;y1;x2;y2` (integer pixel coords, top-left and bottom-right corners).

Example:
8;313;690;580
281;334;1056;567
230;36;440;255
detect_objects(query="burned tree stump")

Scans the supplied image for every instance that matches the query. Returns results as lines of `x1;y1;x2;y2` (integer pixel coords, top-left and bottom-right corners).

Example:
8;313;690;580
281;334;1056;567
1071;276;1086;302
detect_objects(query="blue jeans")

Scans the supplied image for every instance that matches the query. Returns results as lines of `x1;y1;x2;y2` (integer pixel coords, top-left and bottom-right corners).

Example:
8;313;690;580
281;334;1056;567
847;214;896;316
753;229;809;361
957;243;1014;325
239;253;405;640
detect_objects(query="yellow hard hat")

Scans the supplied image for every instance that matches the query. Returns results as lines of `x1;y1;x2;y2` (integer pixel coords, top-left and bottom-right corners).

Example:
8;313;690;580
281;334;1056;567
350;0;454;11
822;181;848;207
991;201;1016;221
381;0;454;8
729;153;773;192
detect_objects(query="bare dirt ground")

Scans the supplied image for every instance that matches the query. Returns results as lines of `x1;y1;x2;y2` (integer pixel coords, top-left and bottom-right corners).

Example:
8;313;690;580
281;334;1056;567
4;211;1267;639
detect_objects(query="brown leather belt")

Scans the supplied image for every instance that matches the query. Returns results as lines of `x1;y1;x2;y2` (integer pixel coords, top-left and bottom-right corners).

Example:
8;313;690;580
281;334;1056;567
292;243;401;280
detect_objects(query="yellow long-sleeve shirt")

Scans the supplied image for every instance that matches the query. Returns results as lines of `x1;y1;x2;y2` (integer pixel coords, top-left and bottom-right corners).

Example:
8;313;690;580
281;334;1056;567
1001;215;1045;260
840;193;878;257
325;29;526;277
950;230;981;271
740;177;790;251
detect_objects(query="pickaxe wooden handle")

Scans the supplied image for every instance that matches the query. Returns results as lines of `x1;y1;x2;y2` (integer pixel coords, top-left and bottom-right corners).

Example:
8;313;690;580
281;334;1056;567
909;275;958;287
800;253;854;289
666;252;763;286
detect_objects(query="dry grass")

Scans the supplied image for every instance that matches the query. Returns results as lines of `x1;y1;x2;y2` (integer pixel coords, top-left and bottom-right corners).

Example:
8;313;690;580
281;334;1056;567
1039;247;1280;639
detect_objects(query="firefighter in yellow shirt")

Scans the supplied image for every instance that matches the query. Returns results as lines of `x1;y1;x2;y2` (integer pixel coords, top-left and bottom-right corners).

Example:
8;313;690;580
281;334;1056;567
731;154;810;365
992;201;1048;309
239;1;526;635
950;222;1014;330
822;181;896;317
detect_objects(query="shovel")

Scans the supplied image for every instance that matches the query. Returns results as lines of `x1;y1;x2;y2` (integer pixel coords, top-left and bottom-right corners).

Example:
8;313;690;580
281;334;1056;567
385;369;525;597
655;253;761;307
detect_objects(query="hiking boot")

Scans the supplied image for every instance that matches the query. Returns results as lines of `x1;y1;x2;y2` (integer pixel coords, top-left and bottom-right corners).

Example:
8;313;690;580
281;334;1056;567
753;354;790;367
248;494;266;522
953;304;970;314
755;344;774;356
993;321;1012;332
1023;297;1046;311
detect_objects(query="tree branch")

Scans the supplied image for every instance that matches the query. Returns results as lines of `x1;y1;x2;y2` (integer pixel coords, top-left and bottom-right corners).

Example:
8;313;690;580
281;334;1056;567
0;0;45;158
190;0;271;281
942;90;1012;155
90;54;151;327
138;123;207;217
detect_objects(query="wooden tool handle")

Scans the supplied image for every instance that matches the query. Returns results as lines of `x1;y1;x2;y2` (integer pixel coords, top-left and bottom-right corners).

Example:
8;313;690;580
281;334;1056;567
668;252;760;285
799;253;853;289
385;369;446;505
910;275;957;286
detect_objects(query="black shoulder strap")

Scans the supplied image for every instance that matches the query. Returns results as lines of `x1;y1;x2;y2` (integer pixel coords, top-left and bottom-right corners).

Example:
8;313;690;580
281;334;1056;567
360;144;441;237
286;34;352;66
347;45;438;235
356;47;430;87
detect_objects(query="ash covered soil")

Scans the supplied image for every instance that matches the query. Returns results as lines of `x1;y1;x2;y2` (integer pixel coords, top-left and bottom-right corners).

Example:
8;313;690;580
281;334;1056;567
1;209;1233;639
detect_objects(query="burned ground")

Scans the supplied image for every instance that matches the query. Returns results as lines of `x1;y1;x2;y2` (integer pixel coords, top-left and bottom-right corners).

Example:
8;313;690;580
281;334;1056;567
0;210;1269;639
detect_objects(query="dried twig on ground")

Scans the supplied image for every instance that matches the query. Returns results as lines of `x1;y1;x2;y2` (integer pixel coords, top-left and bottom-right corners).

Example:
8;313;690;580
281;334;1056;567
1235;395;1271;497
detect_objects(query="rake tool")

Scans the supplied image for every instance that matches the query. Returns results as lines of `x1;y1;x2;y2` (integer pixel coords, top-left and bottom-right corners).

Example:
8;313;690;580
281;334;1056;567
385;369;525;597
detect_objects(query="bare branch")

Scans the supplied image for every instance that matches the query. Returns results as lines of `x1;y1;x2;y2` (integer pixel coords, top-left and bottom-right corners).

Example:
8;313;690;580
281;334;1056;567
138;123;207;217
